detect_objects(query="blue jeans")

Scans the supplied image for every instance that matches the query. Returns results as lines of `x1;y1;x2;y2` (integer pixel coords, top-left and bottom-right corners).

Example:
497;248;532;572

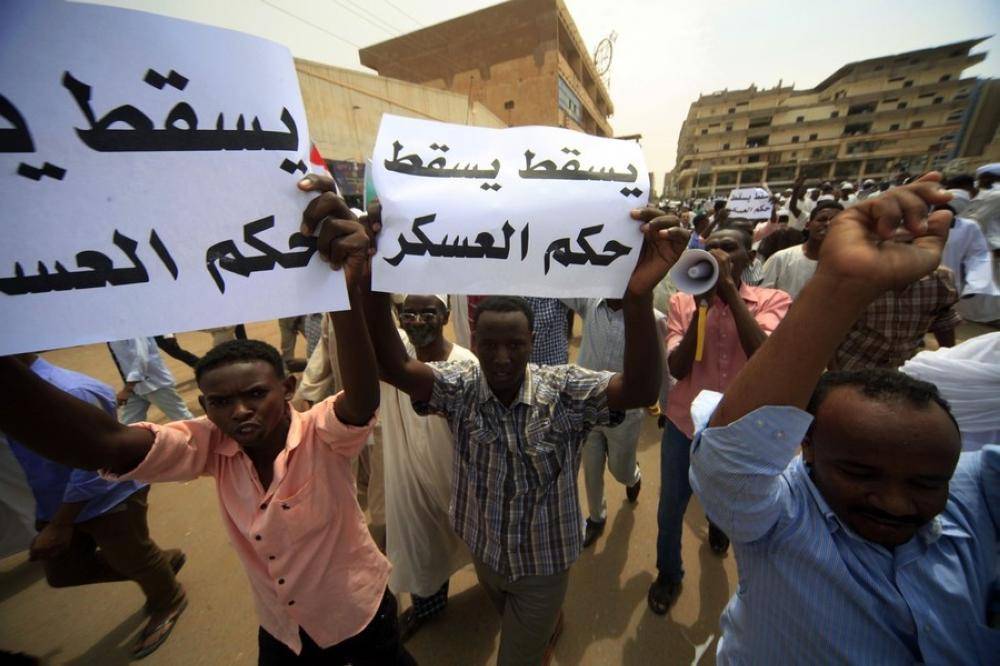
656;419;692;582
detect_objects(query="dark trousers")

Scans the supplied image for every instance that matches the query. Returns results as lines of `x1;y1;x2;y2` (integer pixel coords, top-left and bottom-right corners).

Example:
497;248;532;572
40;487;183;613
258;589;416;665
412;581;449;620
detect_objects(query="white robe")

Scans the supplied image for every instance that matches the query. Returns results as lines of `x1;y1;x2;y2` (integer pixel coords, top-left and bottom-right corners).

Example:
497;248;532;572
900;332;1000;451
383;339;474;596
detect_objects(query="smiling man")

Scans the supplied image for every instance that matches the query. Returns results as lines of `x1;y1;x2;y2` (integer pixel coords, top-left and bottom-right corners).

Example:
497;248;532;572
691;174;999;663
0;187;415;665
360;204;688;665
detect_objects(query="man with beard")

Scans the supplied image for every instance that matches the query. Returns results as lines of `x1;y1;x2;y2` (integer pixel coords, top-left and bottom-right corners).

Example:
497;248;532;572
381;294;474;641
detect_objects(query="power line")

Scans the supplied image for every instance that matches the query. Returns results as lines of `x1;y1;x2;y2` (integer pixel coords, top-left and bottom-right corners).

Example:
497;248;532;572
260;0;362;48
332;0;403;35
379;0;424;28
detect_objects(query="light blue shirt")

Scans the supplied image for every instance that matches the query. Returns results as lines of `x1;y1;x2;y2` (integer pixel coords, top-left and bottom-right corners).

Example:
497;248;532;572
689;393;1000;664
108;337;177;395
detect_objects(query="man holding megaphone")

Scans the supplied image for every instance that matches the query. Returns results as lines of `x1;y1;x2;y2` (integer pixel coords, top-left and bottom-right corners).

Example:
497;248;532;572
649;228;792;615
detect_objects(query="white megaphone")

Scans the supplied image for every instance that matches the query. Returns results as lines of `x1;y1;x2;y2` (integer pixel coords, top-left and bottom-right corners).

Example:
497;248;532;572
668;235;719;294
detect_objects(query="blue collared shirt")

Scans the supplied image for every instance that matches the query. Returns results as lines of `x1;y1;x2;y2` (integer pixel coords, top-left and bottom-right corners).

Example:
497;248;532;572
107;337;178;395
9;358;145;523
689;393;1000;664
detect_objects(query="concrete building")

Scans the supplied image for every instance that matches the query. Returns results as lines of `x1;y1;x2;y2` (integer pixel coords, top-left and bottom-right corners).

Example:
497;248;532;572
358;0;614;137
295;58;505;201
671;38;992;198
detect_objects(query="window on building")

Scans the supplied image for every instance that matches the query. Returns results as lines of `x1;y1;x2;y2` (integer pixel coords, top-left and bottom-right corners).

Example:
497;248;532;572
748;154;761;163
728;107;735;114
716;172;737;186
504;100;515;110
749;116;772;128
947;111;964;122
848;102;877;115
939;74;951;82
910;120;924;129
933;97;943;104
918;92;935;98
722;143;730;150
843;122;872;136
888;76;905;82
796;115;805;122
883;97;899;103
701;128;708;135
682;160;693;169
889;123;900;131
709;123;720;127
725;123;733;131
903;80;913;88
830;111;840;118
746;135;769;148
897;102;907;109
791;136;800;143
809;133;818;140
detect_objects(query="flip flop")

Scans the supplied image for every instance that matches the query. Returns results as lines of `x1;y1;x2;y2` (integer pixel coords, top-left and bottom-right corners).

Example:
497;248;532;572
144;551;186;614
132;597;188;659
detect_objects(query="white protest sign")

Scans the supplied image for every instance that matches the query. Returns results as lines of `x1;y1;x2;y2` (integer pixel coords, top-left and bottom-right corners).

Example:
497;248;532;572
371;115;648;298
726;187;773;221
0;0;347;356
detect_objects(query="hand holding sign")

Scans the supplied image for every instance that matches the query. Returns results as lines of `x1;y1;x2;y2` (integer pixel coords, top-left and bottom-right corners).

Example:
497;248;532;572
626;207;689;296
298;176;372;288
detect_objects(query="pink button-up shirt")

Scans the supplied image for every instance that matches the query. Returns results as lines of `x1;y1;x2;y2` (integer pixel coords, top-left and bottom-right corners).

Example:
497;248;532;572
104;394;389;654
665;284;791;437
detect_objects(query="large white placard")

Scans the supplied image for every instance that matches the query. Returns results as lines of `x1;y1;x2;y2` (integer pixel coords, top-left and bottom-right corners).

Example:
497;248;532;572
371;115;648;298
0;0;347;356
726;187;773;221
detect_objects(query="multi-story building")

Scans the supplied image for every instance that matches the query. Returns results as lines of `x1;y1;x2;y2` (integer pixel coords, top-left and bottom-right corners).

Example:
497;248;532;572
359;0;614;137
671;38;991;198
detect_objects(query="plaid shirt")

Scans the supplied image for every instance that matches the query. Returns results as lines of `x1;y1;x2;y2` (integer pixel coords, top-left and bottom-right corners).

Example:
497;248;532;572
833;268;961;370
413;361;622;580
525;297;569;365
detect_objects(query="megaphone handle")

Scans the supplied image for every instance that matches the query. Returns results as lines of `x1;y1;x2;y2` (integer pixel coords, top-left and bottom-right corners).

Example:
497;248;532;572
694;303;708;362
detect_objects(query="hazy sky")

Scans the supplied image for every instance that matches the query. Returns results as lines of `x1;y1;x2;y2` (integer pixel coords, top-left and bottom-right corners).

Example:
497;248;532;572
86;0;1000;185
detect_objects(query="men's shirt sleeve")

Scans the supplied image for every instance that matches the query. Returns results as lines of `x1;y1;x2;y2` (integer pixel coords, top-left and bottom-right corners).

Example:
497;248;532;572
312;393;376;458
559;365;623;432
101;419;216;483
752;287;793;334
928;269;962;334
961;224;1000;296
411;359;477;421
689;391;814;543
108;339;145;382
295;317;337;403
665;293;693;356
559;298;590;317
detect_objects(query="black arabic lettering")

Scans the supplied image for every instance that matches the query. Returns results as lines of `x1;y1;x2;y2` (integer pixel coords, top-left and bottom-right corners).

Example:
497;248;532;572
62;71;298;152
518;150;638;183
0;94;34;153
383;140;501;179
0;230;149;295
543;224;632;275
383;214;528;267
205;216;317;293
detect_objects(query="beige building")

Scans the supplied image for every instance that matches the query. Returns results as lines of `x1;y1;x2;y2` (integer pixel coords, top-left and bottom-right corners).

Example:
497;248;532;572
359;0;614;137
671;38;991;198
294;58;505;200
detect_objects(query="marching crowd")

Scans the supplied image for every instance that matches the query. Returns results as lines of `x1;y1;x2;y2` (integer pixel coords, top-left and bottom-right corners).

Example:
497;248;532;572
1;165;998;665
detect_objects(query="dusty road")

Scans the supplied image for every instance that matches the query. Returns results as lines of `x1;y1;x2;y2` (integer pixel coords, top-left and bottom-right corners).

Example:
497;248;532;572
1;320;990;664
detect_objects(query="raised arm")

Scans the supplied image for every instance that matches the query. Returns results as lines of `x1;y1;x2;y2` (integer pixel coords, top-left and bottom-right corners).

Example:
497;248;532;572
299;178;380;425
0;357;153;474
299;187;436;402
607;209;688;410
709;173;953;427
788;175;806;220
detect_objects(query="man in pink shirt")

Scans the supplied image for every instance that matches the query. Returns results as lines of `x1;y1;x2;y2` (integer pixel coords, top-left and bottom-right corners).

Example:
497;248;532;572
0;188;415;665
648;229;791;615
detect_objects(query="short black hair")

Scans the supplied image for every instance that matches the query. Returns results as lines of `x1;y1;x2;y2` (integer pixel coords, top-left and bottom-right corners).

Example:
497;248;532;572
713;200;726;211
807;368;960;436
757;227;805;261
942;174;975;191
810;200;844;220
473;295;534;332
195;339;285;383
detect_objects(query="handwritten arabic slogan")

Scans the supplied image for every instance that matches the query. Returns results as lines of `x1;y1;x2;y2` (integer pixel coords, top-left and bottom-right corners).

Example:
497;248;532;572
726;187;773;221
371;115;648;298
0;0;347;356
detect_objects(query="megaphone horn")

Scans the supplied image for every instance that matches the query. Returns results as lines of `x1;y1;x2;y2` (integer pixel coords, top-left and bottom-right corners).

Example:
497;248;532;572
668;248;719;294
